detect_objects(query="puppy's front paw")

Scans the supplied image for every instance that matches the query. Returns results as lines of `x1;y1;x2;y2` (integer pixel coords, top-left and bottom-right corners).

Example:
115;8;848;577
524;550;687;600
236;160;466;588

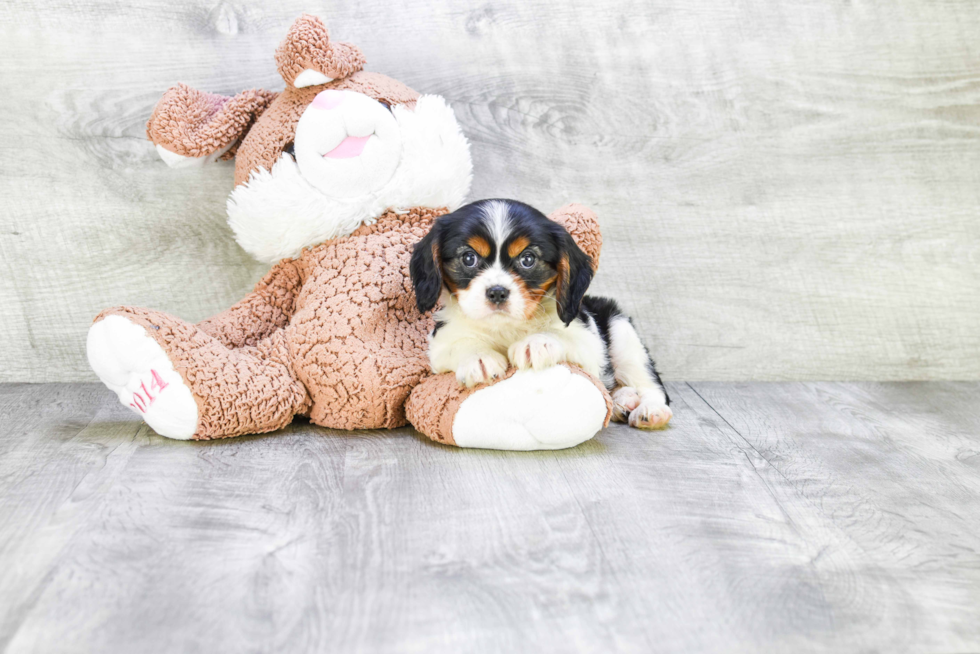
629;393;672;430
456;351;509;388
611;386;641;423
508;334;565;371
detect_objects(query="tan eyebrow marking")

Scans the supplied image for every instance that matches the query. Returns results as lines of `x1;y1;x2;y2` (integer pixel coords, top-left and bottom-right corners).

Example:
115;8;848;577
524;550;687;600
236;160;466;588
467;236;491;258
507;236;530;259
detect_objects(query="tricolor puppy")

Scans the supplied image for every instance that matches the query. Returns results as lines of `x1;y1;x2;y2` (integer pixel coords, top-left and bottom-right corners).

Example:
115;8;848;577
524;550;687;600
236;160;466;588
410;199;671;429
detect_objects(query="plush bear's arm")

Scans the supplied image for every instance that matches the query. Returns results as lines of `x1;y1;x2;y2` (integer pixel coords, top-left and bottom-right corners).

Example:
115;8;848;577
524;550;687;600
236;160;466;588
197;260;303;349
406;365;612;450
147;84;278;166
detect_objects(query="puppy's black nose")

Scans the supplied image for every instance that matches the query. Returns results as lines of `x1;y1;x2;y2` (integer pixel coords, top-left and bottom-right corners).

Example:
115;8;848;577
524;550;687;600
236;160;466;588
486;285;510;305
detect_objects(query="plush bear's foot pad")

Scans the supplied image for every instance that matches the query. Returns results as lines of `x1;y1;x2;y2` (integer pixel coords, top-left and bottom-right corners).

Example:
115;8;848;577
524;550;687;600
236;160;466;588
87;315;198;439
452;366;608;450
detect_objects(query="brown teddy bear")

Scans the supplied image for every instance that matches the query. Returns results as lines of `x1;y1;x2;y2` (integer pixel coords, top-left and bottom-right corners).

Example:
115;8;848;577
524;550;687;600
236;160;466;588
86;14;612;450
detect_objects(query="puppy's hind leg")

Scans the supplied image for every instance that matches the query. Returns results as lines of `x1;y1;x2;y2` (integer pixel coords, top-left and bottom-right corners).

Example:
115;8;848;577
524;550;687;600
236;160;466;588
607;313;672;430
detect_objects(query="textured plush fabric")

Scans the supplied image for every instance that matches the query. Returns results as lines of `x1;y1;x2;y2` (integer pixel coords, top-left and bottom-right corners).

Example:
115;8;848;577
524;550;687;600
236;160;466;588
94;307;311;440
227;93;471;263
274;14;365;87
91;202;604;441
232;73;421;186
404;371;469;446
404;365;614;447
99;13;611;446
285;207;444;430
197;260;303;348
95;207;440;439
549;203;603;271
146;84;278;159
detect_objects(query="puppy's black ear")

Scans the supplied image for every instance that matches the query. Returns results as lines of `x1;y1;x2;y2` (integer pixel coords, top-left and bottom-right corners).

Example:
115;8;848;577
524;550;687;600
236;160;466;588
410;222;444;314
554;228;594;326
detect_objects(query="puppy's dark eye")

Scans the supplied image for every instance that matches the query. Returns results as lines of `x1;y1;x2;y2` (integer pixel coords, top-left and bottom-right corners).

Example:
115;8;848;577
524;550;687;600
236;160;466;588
461;251;478;268
518;251;537;268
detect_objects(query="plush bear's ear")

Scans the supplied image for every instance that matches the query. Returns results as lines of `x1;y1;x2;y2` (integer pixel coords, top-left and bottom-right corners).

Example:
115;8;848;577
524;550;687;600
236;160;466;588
547;204;602;272
146;84;278;168
275;14;365;88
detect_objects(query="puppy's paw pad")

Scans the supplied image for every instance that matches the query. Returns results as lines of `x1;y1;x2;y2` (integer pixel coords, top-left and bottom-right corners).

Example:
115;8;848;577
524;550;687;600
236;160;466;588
508;334;565;371
629;402;672;430
457;352;508;388
611;386;641;423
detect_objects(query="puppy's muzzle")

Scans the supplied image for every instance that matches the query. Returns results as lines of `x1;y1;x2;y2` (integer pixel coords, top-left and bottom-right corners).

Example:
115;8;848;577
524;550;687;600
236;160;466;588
486;285;510;306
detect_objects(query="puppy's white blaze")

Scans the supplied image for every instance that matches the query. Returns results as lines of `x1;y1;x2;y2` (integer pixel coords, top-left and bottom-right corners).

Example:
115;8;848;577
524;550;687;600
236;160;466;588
455;263;525;320
608;316;667;405
479;200;512;262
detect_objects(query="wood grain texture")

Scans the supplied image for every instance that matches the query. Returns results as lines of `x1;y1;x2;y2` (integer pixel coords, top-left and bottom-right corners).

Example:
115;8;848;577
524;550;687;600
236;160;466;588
1;0;979;381
1;381;978;653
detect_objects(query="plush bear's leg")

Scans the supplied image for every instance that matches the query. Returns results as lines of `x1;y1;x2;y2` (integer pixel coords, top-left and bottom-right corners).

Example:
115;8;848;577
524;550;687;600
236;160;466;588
88;307;309;440
405;365;612;451
195;259;303;349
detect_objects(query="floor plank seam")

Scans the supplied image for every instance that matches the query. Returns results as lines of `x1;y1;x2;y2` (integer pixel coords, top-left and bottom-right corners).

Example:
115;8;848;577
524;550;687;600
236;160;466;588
684;384;816;540
684;382;798;490
682;383;917;572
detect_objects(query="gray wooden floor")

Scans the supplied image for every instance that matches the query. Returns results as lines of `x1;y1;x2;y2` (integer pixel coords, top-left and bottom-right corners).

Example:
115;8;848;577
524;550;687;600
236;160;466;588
1;382;978;653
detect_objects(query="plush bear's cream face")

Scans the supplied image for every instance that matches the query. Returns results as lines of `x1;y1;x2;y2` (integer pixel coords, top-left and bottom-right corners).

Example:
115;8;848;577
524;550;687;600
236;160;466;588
226;92;472;263
144;14;473;263
294;89;403;199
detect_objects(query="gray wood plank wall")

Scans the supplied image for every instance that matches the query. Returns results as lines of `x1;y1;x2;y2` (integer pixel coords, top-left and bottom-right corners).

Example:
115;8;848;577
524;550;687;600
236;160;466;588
2;0;978;382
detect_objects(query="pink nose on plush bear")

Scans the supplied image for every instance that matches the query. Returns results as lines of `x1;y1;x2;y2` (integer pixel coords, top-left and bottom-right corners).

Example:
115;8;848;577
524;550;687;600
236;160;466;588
311;90;344;110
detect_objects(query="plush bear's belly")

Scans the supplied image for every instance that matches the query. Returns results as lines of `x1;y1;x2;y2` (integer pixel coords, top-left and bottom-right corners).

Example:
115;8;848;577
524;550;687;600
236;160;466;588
288;300;431;429
286;209;441;430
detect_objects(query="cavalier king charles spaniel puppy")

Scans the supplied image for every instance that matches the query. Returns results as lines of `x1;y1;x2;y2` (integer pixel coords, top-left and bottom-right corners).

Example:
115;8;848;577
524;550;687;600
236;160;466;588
410;199;671;429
